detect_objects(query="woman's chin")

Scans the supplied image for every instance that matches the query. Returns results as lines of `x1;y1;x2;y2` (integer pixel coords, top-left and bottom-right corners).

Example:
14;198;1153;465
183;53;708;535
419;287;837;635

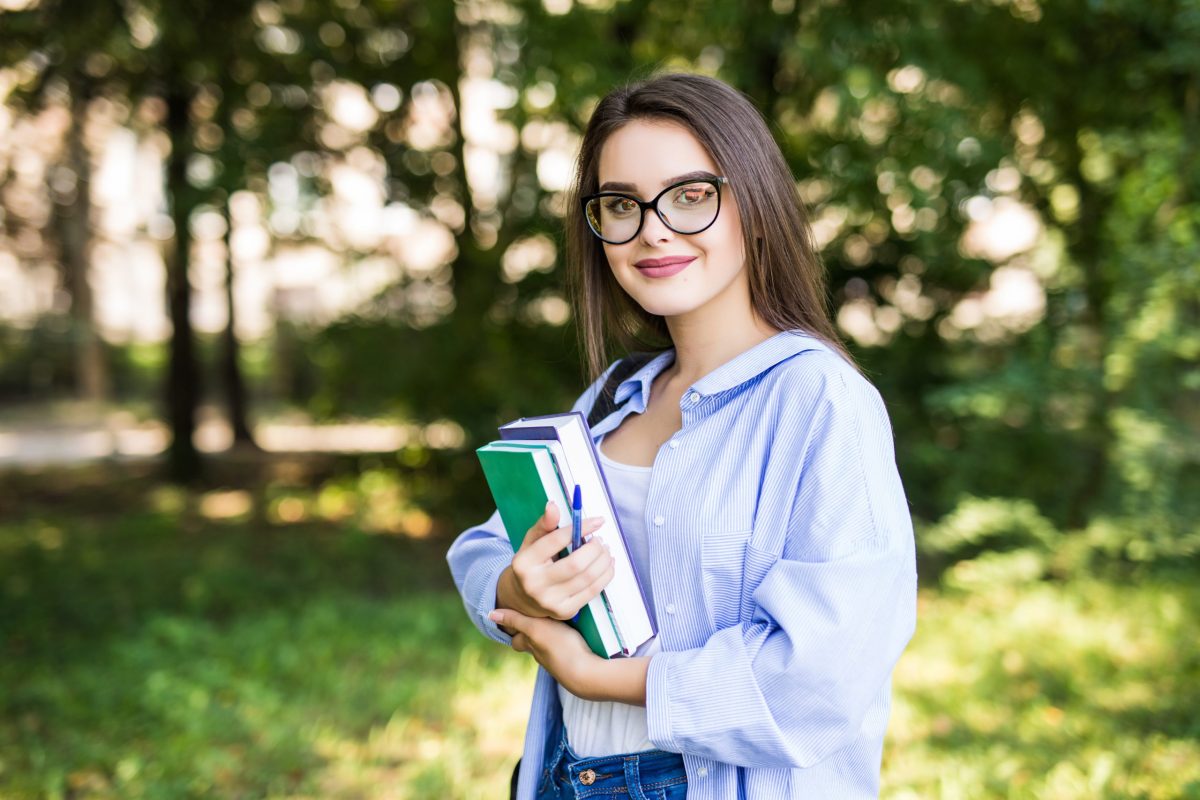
632;299;695;319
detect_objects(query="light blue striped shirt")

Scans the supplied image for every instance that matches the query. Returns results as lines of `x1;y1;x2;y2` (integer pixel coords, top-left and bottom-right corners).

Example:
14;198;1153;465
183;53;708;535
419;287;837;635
446;330;917;799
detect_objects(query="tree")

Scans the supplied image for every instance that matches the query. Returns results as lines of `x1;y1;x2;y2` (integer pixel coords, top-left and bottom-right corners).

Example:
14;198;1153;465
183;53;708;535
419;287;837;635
1;2;130;405
4;0;1194;548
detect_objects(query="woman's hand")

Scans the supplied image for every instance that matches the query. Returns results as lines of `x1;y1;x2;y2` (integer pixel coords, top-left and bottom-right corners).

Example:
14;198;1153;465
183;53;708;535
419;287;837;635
488;607;602;697
496;501;613;622
489;607;651;705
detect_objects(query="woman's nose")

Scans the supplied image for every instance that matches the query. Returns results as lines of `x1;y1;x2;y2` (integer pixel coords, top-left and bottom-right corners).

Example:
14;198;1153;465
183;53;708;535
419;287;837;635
639;207;675;244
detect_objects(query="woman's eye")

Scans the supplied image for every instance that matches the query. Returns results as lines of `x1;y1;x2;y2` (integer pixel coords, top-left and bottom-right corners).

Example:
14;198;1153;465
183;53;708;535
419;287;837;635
675;185;714;205
604;198;638;215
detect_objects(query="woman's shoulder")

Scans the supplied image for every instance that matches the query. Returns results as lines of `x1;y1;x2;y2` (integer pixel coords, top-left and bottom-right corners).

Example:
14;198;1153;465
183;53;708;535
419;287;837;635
770;333;875;390
767;337;888;424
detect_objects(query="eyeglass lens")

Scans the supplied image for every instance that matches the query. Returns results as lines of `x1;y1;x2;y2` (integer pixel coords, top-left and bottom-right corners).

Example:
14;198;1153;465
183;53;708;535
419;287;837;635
585;181;720;244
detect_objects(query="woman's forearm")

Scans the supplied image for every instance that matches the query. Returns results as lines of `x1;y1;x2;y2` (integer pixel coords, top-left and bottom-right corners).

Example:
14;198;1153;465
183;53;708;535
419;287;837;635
581;655;651;706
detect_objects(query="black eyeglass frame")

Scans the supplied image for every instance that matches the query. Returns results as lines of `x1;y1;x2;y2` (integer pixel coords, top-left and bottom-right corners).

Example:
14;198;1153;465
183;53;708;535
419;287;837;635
580;176;729;245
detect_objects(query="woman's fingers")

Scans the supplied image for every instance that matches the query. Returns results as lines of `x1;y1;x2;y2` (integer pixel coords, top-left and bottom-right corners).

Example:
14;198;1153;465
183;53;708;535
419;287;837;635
510;526;569;591
526;525;573;562
491;609;554;656
538;542;614;618
491;607;534;644
520;501;562;549
561;557;617;614
549;539;613;592
528;516;604;563
543;529;608;575
509;516;609;619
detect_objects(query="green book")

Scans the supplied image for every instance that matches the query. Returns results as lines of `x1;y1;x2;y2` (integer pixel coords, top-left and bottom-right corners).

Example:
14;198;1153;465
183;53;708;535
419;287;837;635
476;443;621;658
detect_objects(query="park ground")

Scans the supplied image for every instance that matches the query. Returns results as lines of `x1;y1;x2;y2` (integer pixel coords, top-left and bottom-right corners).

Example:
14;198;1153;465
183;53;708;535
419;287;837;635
1;456;1197;799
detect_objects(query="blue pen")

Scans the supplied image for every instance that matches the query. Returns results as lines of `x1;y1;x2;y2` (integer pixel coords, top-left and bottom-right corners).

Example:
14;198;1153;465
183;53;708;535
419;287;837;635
571;484;583;552
568;484;627;653
571;485;582;623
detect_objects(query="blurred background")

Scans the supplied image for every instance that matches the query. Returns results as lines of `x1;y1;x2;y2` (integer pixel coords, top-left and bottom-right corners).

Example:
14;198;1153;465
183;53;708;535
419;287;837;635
1;0;1198;797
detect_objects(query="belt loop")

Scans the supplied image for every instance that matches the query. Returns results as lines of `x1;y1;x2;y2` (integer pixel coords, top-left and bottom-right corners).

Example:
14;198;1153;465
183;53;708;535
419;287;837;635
623;755;645;800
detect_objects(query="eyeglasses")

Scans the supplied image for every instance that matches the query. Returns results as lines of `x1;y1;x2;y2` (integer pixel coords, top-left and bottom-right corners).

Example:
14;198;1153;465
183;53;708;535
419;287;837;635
581;176;728;245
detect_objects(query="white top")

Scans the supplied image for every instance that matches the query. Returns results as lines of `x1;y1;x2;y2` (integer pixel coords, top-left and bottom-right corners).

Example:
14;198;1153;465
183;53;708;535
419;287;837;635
556;435;661;757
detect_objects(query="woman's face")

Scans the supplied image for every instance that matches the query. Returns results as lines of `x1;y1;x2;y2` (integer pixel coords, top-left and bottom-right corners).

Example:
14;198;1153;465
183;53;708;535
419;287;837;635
595;119;749;326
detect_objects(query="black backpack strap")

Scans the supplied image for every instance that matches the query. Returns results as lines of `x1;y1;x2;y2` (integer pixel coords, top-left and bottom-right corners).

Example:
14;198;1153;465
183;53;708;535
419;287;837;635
586;350;659;429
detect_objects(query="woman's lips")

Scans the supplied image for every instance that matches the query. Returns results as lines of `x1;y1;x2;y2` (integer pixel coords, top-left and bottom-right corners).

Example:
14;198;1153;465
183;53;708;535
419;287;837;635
633;256;696;278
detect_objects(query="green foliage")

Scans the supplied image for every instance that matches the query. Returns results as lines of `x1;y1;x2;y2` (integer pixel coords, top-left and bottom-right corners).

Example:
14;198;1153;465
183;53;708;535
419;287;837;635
303;313;581;445
2;488;1197;798
0;317;80;399
941;548;1048;594
919;495;1059;575
4;0;1198;551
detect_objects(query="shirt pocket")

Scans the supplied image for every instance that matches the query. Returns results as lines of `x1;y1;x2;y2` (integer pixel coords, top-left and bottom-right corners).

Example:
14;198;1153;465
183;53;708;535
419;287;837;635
701;531;782;630
700;528;751;630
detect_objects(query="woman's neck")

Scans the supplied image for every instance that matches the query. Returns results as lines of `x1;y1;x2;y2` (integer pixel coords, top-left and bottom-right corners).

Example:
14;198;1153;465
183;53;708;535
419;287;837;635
664;312;781;387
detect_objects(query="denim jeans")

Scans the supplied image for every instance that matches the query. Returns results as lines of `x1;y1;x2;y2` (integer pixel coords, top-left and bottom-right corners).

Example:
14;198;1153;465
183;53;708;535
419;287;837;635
534;724;688;800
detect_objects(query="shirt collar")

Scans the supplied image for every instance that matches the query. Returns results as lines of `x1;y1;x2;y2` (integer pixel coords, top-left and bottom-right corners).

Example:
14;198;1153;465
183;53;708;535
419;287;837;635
612;330;834;410
612;350;675;413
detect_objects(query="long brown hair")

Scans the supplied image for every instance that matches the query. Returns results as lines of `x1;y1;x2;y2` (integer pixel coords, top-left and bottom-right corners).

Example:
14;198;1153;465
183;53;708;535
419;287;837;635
565;72;852;382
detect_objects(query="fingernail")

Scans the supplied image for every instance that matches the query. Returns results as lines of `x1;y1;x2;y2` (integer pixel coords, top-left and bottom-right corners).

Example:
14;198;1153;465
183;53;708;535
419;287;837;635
488;611;501;623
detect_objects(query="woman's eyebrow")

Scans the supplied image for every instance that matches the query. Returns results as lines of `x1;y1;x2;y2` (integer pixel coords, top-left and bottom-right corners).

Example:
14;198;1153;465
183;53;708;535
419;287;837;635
598;170;718;193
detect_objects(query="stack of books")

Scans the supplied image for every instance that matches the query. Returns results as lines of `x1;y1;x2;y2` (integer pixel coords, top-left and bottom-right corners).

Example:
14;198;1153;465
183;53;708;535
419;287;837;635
476;412;655;659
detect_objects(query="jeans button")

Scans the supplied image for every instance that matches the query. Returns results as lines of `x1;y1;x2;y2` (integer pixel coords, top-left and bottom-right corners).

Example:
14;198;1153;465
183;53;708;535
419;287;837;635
579;768;596;785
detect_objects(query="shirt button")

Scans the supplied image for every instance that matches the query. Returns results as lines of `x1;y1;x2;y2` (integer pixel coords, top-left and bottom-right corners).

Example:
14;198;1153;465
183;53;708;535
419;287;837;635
697;766;708;778
688;392;701;404
666;603;676;615
668;439;679;449
653;515;664;526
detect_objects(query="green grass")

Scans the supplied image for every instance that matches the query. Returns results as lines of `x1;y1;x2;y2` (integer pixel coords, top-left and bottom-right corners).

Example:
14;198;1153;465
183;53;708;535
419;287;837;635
1;467;1197;799
886;579;1200;799
1;492;534;799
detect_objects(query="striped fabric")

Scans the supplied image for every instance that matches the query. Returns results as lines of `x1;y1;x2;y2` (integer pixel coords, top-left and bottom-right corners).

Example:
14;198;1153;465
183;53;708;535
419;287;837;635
446;330;917;799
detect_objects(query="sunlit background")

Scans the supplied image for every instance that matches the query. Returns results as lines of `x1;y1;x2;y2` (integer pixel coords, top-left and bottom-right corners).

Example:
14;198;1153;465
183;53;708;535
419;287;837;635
2;0;1197;797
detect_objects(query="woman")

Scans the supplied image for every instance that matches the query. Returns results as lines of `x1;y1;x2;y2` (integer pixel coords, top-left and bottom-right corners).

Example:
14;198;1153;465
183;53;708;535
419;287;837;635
447;72;916;799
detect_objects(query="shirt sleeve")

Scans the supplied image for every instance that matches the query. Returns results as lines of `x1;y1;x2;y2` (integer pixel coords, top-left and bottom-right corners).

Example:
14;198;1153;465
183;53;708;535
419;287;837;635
445;360;622;646
645;366;918;769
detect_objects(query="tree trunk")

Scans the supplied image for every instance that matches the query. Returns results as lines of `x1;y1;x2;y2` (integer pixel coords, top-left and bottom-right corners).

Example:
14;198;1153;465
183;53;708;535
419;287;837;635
220;196;256;447
164;84;203;483
1063;143;1113;529
58;75;109;403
